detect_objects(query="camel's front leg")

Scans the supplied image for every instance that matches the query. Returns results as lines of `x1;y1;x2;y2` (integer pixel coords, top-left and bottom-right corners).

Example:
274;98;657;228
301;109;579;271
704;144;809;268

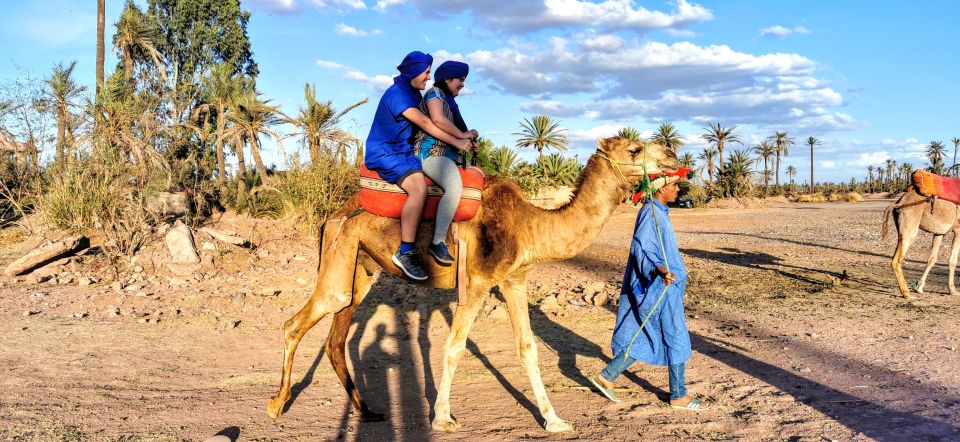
916;234;943;294
500;277;571;432
431;282;488;432
947;232;960;295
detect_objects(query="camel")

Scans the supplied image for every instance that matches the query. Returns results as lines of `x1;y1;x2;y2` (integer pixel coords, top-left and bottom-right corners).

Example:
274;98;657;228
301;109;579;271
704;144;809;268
881;187;960;298
265;136;678;432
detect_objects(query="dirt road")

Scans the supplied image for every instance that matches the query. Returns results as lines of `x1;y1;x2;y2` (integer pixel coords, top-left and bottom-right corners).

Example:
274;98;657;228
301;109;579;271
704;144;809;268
1;200;958;441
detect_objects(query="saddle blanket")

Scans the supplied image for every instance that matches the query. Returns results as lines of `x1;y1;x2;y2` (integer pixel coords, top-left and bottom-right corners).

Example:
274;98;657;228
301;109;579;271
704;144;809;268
912;169;960;205
358;165;484;221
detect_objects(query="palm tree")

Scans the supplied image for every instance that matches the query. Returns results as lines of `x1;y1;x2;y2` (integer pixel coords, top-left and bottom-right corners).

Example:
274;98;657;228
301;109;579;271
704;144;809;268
45;60;86;166
752;141;776;190
885;159;897;191
194;65;248;187
286;83;367;165
721;149;755;197
650;122;684;152
489;146;519;176
766;131;796;188
514;115;568;171
927;141;946;174
697;147;717;189
951;137;960;176
537;153;579;186
701;122;742;190
112;1;166;82
786;165;797;187
866;166;875;192
617;126;643;141
227;90;285;186
678;151;696;169
900;163;913;188
96;0;105;92
803;135;817;193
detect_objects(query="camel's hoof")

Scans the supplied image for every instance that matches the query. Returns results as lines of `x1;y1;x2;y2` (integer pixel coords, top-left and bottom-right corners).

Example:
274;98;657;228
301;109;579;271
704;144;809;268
360;411;386;423
431;416;461;432
545;419;573;433
914;286;925;294
267;395;288;419
950;291;960;297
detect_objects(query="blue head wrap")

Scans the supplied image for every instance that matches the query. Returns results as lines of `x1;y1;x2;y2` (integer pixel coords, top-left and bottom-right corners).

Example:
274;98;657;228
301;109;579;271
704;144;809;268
392;51;433;109
433;61;470;132
434;61;469;82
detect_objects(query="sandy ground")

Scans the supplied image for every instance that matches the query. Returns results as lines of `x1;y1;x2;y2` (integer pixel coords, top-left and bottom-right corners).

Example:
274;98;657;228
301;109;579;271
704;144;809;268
1;199;959;441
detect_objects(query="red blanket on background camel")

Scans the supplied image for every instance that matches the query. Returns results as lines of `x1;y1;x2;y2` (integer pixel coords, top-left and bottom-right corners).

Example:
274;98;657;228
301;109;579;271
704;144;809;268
912;169;960;205
358;165;484;221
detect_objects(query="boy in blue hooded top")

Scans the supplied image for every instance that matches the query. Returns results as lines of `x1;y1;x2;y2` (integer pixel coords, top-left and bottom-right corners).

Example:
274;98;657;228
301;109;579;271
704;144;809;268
365;51;472;281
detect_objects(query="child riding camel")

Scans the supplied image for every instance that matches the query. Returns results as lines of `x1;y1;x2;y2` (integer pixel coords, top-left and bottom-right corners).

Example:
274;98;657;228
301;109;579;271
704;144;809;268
412;60;481;266
364;51;471;281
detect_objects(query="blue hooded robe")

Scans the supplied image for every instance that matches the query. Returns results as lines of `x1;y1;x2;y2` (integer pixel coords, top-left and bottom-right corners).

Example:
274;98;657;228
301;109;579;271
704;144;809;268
610;199;692;366
364;51;433;184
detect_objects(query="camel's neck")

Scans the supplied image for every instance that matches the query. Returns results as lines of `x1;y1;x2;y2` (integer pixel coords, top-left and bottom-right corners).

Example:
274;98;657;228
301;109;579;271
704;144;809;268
522;156;633;263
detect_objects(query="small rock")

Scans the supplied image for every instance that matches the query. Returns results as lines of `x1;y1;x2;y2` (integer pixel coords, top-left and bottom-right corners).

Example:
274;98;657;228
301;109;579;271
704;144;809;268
795;366;812;373
138;318;148;324
73;311;88;319
540;295;561;312
805;332;819;338
583;280;605;296
488;305;509;321
77;277;95;286
590;292;609;307
261;288;281;297
106;306;120;317
232;320;241;329
568;300;582;307
125;284;142;292
31;274;53;284
201;241;216;251
23;309;37;316
58;276;74;285
296;278;308;286
906;335;914;340
232;293;246;304
133;265;144;273
134;291;152;297
949;346;956;351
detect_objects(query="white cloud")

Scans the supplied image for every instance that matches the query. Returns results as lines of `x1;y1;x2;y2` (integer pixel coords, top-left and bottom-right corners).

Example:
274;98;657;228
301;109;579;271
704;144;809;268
567;124;651;141
375;0;405;11
760;25;811;38
312;0;367;10
819;160;836;169
334;23;383;37
247;0;301;13
316;59;393;91
400;0;712;34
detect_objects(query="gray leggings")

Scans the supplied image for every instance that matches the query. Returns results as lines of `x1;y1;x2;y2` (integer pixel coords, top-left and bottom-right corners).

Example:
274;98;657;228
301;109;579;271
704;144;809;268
422;156;463;244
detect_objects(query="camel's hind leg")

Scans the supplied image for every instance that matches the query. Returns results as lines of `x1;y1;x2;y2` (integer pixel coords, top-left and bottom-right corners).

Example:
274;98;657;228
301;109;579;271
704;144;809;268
500;276;571;432
915;234;944;294
431;280;489;432
891;208;921;299
326;255;384;422
268;219;360;419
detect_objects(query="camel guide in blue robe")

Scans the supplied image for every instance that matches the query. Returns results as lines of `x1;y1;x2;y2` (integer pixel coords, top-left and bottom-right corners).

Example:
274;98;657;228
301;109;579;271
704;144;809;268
588;173;712;411
364;51;472;281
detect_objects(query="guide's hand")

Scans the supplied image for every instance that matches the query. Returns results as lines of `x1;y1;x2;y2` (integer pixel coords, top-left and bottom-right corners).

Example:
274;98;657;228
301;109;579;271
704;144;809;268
453;138;471;151
468;129;480;139
657;265;676;285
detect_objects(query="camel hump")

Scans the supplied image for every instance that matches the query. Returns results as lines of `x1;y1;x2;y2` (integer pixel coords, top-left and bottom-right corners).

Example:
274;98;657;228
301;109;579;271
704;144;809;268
912;169;960;205
358;165;484;221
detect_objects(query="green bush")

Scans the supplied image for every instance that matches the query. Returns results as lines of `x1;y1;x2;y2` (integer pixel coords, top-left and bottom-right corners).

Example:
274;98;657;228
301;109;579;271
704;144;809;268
245;156;359;230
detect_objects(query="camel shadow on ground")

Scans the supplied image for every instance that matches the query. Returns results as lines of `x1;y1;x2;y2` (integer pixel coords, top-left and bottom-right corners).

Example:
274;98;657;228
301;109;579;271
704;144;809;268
281;273;959;440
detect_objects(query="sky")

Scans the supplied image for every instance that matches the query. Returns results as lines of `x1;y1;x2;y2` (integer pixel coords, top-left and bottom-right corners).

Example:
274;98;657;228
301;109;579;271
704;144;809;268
1;0;958;184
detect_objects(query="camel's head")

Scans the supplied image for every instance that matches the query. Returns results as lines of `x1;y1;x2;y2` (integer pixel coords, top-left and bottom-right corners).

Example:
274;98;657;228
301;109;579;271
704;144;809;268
595;136;679;182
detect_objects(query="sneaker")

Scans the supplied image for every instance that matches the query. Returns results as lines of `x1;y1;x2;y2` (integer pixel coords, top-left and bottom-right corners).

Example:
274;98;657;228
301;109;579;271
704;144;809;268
392;249;429;281
429;242;455;266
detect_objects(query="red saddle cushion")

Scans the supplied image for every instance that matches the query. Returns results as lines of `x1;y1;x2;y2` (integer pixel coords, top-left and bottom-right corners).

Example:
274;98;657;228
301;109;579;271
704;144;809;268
358;165;484;221
913;169;960;205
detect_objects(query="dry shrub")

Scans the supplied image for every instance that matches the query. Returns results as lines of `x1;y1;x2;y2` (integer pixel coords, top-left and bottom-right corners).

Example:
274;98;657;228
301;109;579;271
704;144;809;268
36;154;158;261
844;192;863;202
827;193;843;202
250;156;359;230
797;193;827;203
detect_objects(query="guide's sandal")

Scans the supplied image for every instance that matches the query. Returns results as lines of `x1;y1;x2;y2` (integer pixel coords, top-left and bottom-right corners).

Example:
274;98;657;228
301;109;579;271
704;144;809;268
670;397;711;411
589;374;620;402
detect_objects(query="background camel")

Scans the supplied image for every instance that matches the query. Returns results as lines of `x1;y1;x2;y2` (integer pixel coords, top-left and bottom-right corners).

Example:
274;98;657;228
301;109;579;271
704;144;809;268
266;136;679;432
881;187;960;298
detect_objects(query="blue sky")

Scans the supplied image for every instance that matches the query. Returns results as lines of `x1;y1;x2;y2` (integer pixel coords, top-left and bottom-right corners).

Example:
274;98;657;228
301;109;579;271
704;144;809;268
1;0;958;184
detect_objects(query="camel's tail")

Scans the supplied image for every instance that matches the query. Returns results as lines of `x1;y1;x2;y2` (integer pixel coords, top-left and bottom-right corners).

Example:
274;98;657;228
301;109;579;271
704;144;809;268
880;203;897;240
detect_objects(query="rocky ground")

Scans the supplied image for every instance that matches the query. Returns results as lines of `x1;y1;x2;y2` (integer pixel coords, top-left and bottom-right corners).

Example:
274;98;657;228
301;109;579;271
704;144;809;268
1;199;959;441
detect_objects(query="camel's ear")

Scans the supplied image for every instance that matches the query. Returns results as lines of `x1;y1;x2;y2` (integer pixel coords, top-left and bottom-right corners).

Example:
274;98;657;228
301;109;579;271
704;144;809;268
597;136;622;155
